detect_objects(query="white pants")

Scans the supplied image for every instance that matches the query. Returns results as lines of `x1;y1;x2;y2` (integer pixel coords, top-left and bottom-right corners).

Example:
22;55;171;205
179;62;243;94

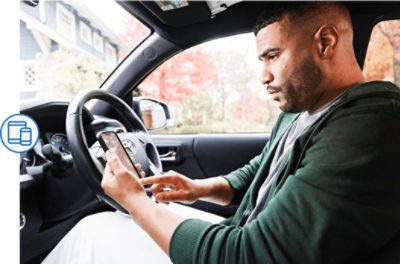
42;203;225;264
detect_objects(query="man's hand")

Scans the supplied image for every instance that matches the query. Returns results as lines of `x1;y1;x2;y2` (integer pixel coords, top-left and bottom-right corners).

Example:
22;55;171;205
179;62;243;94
101;155;232;256
141;171;201;204
101;151;185;256
101;150;147;211
141;171;234;206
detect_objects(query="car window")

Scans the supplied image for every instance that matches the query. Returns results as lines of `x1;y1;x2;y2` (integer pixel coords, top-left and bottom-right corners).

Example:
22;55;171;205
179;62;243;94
20;1;150;101
137;33;281;134
364;19;400;87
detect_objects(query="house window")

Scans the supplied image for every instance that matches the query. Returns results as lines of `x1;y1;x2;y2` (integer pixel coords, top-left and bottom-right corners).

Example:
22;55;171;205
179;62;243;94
22;63;37;88
79;21;92;45
56;3;76;42
93;32;103;53
105;42;117;66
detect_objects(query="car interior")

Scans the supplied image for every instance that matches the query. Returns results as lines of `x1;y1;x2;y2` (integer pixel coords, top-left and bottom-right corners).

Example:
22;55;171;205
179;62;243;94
20;1;400;263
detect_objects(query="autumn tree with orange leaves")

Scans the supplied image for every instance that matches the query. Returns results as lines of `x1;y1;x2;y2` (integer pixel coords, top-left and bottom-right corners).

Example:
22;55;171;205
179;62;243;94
364;20;400;87
120;12;218;103
140;48;218;103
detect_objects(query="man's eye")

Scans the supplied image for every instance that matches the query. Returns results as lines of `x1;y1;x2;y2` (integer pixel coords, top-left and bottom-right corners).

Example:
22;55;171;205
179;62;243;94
268;54;278;61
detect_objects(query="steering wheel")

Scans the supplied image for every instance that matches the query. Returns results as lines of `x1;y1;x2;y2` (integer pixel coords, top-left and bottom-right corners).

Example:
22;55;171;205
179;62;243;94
66;89;162;213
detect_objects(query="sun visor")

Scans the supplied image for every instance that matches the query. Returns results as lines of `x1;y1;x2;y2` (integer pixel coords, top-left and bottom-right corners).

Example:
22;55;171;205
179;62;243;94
141;1;211;27
205;0;243;16
140;0;243;27
155;0;190;11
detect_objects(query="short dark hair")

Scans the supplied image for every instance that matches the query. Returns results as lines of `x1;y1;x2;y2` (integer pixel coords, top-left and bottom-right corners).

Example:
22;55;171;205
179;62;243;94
253;3;302;36
253;2;350;36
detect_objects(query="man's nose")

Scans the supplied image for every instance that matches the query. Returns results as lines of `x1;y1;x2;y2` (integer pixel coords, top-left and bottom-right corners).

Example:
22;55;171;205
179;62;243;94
260;67;274;85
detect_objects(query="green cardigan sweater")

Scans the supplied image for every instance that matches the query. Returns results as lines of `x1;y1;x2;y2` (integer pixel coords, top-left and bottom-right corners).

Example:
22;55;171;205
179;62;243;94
170;81;400;264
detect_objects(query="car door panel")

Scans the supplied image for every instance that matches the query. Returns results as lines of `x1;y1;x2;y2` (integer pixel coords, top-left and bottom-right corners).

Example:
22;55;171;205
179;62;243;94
152;134;269;177
151;134;269;217
193;134;268;177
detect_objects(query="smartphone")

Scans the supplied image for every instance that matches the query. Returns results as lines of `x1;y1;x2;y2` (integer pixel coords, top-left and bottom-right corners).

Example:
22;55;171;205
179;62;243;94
98;131;141;179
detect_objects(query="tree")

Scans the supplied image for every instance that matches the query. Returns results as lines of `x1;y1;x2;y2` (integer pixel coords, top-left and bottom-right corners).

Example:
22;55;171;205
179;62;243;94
140;47;218;103
119;11;218;103
118;12;151;59
364;20;400;87
214;49;279;127
38;48;110;100
378;20;400;86
181;93;214;125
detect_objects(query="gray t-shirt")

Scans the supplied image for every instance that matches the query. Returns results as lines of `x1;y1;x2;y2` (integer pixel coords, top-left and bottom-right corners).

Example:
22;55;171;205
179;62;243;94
246;94;344;224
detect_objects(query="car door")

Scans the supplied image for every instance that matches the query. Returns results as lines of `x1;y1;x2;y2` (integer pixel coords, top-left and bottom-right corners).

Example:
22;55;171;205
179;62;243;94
135;33;281;217
151;134;268;217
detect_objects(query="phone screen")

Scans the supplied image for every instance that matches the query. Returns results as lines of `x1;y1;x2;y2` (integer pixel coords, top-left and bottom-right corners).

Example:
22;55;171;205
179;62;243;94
98;131;140;178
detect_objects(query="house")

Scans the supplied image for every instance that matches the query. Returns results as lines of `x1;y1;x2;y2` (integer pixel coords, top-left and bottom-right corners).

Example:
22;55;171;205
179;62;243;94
20;1;127;99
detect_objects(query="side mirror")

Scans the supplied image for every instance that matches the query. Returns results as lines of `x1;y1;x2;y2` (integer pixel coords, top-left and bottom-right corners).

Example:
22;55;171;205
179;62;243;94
133;98;171;130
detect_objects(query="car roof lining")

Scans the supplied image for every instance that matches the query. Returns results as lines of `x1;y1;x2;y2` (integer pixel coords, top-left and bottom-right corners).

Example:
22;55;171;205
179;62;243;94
120;1;400;68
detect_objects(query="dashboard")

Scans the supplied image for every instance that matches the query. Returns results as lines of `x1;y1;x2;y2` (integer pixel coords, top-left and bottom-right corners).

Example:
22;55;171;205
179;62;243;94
20;133;70;173
19;100;89;175
47;133;70;155
19;100;123;263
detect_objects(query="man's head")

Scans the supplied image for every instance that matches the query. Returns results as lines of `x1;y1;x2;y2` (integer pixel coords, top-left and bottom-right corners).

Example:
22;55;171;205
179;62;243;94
255;2;363;113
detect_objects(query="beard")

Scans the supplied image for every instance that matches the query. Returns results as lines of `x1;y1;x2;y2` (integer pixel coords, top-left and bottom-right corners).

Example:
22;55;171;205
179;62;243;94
274;56;324;113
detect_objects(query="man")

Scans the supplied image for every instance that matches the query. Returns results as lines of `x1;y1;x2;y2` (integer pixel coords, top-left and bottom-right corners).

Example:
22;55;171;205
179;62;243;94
44;2;400;263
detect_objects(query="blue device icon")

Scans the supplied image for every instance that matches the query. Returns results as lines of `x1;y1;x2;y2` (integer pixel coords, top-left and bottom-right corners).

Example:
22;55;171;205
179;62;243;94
1;114;40;153
20;127;32;146
8;121;27;144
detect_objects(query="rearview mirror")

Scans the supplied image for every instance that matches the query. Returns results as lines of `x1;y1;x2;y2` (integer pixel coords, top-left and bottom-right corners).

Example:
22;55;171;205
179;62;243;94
134;98;171;130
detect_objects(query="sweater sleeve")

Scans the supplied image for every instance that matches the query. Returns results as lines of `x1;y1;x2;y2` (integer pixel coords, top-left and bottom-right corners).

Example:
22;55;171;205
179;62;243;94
170;111;400;264
221;149;265;206
221;112;291;205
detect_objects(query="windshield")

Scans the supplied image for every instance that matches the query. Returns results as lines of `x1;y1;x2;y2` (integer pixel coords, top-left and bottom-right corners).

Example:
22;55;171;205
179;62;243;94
20;0;150;101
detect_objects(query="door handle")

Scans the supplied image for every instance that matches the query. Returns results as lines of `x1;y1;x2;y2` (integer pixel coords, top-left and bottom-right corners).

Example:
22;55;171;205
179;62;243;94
159;150;176;161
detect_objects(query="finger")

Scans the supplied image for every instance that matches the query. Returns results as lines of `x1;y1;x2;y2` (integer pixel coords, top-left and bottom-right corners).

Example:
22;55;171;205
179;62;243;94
150;183;165;194
141;174;177;185
101;164;113;192
135;163;146;178
102;163;113;181
106;150;129;178
154;191;183;203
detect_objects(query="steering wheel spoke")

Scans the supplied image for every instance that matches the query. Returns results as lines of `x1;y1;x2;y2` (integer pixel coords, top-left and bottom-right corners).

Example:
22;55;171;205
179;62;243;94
89;141;105;165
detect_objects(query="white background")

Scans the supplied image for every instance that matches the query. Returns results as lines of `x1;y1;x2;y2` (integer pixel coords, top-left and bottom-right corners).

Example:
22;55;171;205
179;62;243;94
0;1;19;263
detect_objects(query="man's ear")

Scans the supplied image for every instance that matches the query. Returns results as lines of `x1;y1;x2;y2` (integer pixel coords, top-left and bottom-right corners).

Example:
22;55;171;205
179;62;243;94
314;25;339;58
